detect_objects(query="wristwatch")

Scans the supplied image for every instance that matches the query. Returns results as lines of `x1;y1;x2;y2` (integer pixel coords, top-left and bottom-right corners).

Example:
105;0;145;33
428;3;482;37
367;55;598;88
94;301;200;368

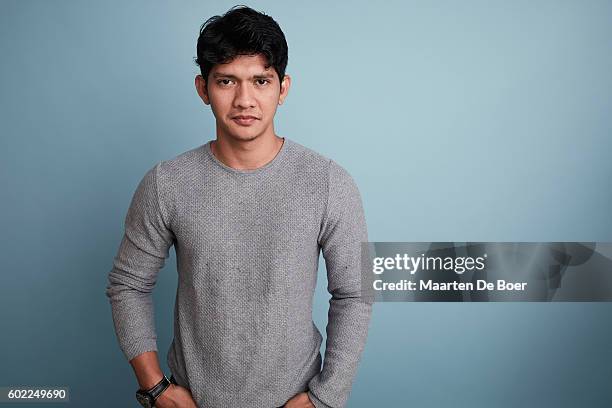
135;374;175;407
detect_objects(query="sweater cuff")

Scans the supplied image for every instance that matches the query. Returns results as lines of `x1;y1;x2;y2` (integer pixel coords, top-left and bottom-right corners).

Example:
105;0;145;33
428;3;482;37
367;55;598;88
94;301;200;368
307;390;333;408
123;339;158;362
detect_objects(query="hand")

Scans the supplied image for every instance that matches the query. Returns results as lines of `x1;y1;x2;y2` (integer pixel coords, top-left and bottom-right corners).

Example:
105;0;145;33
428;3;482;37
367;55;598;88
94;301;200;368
284;391;315;408
153;384;198;408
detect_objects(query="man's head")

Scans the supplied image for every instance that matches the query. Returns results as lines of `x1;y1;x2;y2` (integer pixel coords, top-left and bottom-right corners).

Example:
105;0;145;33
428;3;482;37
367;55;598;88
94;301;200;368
194;5;290;143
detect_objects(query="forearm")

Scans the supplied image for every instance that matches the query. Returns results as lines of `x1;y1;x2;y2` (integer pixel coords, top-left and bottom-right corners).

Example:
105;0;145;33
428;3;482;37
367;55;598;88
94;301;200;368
130;350;165;390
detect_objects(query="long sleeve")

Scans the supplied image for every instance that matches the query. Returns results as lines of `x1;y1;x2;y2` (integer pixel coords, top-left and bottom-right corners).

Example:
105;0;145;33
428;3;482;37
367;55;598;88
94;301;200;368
307;160;373;408
105;162;175;362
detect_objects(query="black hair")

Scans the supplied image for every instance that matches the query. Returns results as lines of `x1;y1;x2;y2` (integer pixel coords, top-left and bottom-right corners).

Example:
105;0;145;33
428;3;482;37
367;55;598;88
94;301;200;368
195;5;288;87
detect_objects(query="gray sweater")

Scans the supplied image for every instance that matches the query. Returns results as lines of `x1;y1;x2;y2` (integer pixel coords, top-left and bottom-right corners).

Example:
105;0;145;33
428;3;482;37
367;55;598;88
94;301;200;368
105;138;372;408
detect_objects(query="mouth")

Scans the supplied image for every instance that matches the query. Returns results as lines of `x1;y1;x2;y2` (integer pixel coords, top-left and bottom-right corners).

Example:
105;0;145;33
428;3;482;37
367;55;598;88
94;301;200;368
232;115;259;126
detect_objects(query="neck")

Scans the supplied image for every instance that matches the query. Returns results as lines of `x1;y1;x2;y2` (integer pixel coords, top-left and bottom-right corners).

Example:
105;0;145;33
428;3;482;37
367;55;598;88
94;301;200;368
211;133;285;171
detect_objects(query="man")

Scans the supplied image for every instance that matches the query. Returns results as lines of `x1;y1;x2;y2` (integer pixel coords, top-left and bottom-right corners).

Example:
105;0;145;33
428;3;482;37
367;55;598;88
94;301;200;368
105;5;372;408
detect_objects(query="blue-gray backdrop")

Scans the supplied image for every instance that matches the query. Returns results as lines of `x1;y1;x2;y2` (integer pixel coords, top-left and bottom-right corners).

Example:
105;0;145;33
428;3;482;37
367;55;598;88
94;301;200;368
1;1;611;407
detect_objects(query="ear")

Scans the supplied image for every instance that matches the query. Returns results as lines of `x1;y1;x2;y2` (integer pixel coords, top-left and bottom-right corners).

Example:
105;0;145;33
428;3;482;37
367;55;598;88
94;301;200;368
195;75;210;105
278;74;291;105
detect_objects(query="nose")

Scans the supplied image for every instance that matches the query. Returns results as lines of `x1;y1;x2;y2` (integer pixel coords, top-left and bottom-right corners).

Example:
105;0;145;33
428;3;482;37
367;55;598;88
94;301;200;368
233;82;256;109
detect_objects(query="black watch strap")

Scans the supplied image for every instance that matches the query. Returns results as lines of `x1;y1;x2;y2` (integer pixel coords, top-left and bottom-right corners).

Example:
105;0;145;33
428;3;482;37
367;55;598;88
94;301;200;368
136;374;179;408
148;375;171;402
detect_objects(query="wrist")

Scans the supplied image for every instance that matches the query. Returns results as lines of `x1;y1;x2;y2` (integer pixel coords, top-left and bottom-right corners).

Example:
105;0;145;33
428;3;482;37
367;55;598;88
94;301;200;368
135;374;173;408
140;373;164;391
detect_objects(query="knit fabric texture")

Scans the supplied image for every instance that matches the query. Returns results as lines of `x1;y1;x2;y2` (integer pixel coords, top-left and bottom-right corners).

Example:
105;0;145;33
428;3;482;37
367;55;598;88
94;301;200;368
105;138;372;408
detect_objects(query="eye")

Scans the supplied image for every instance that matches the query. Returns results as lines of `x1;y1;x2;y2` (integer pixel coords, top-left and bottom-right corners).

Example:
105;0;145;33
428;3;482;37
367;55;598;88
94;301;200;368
217;79;233;86
256;79;270;86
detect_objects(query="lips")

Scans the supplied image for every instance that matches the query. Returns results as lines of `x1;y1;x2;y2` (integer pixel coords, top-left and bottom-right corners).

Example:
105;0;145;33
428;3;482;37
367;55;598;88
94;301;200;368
232;115;259;126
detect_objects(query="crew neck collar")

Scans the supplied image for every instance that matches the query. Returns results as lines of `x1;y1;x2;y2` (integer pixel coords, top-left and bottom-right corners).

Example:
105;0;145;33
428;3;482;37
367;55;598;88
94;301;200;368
204;137;290;175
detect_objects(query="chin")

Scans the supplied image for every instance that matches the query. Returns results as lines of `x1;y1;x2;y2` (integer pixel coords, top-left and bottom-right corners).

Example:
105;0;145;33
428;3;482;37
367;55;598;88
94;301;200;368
226;126;263;142
234;134;260;142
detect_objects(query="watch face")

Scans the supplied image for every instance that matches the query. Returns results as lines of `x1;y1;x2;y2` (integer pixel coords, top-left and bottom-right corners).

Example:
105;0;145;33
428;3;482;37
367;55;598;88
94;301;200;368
136;391;152;408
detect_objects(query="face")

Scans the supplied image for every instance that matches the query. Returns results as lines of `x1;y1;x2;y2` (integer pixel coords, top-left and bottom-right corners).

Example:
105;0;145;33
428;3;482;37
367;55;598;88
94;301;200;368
195;54;290;143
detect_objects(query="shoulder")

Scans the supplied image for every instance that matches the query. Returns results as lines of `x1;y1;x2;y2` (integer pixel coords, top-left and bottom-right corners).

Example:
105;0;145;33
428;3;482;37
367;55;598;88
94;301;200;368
285;138;331;172
285;139;352;181
140;144;207;216
286;138;359;191
137;144;210;196
156;144;206;179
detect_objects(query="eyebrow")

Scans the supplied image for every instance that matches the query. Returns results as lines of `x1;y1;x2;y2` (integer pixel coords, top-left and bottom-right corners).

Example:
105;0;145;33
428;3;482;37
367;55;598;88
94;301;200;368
212;72;275;80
